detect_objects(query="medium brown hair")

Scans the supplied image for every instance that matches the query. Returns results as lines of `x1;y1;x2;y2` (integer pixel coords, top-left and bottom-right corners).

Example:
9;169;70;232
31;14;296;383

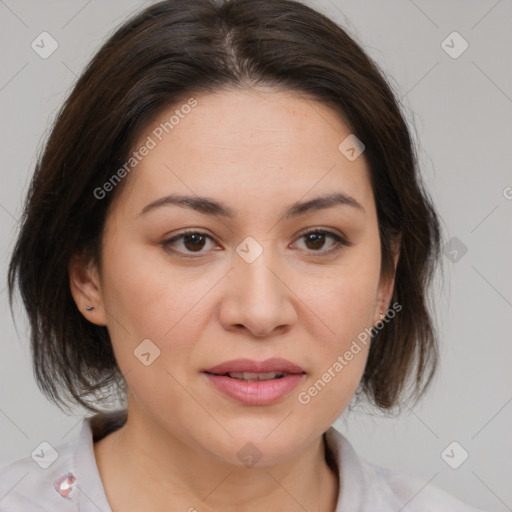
8;0;442;414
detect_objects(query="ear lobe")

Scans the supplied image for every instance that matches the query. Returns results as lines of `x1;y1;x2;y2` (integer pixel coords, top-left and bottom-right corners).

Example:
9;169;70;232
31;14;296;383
68;253;107;325
373;236;401;326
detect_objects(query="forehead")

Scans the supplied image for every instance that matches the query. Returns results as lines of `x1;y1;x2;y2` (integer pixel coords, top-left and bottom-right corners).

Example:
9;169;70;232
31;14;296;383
117;87;374;219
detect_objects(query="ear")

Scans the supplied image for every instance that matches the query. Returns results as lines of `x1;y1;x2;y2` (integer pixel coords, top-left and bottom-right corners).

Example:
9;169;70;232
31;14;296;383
68;252;108;326
372;235;401;326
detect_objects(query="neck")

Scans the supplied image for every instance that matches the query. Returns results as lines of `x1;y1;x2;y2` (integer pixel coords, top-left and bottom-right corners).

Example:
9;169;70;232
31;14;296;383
93;406;339;512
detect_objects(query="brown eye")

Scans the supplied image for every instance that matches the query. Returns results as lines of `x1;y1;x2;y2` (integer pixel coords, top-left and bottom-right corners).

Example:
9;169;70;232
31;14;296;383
295;229;351;256
161;228;351;259
162;231;216;256
181;233;207;252
304;231;327;250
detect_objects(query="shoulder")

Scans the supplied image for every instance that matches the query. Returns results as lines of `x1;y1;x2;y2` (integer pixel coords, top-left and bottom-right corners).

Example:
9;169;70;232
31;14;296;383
0;411;124;512
366;462;485;512
324;427;485;512
0;440;78;512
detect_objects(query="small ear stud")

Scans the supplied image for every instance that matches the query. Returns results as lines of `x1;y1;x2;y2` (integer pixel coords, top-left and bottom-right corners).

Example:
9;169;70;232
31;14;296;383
85;305;94;311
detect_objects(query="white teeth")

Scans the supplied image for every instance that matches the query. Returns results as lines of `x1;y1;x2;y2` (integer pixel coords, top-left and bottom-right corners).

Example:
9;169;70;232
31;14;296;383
227;371;286;381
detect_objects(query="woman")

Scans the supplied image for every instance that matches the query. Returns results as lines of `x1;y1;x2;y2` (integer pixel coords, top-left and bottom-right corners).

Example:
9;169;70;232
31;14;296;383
1;0;484;510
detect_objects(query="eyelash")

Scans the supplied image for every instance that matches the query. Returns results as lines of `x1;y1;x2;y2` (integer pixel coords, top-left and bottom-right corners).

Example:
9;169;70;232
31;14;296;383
161;228;352;259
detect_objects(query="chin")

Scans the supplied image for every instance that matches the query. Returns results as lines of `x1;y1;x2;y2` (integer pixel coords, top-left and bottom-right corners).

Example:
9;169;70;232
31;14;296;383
199;422;313;468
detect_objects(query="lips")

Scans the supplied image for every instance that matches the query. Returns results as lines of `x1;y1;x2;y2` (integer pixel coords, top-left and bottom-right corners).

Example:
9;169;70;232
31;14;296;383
204;357;306;377
223;371;286;381
203;358;306;405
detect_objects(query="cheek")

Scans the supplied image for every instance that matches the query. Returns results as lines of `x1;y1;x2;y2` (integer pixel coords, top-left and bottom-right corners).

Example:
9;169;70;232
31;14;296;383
101;234;196;329
308;246;381;345
305;280;374;379
99;235;224;381
293;245;380;408
294;283;374;426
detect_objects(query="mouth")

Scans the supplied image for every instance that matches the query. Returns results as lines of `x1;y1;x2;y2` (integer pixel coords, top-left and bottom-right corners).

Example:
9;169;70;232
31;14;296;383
203;357;306;376
205;370;293;381
202;358;306;405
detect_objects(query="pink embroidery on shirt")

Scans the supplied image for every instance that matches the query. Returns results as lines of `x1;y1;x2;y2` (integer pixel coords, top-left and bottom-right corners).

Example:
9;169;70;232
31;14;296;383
54;472;76;499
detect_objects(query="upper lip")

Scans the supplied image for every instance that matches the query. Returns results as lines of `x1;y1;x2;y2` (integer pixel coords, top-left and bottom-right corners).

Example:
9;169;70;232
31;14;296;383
204;358;306;375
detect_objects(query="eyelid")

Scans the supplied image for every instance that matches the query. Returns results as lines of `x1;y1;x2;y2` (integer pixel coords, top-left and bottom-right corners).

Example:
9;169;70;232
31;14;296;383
293;228;352;257
160;229;219;257
161;227;352;258
297;227;351;244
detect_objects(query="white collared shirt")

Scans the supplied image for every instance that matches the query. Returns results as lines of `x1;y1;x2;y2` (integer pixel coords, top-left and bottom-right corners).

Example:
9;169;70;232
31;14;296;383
0;410;484;511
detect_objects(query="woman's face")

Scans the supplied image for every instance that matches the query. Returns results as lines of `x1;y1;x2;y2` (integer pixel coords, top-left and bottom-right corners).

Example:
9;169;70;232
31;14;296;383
72;86;396;466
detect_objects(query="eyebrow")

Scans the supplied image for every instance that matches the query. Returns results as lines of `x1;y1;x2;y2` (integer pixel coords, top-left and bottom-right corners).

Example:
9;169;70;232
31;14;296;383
137;192;365;219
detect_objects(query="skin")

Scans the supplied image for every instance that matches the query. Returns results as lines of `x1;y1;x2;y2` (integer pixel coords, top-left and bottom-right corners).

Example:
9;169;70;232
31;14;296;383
69;86;399;512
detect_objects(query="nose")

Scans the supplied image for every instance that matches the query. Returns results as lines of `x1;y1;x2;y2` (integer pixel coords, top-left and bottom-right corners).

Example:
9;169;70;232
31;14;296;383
218;240;297;338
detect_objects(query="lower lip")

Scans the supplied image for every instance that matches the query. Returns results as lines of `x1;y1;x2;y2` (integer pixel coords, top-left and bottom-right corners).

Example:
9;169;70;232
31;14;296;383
203;372;306;405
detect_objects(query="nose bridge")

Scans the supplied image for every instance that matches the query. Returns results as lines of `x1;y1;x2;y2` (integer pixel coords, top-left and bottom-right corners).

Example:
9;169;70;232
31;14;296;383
223;234;295;335
234;234;282;298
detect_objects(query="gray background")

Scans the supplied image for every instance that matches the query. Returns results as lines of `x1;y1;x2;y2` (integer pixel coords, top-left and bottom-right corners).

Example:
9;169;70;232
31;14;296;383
1;1;511;510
